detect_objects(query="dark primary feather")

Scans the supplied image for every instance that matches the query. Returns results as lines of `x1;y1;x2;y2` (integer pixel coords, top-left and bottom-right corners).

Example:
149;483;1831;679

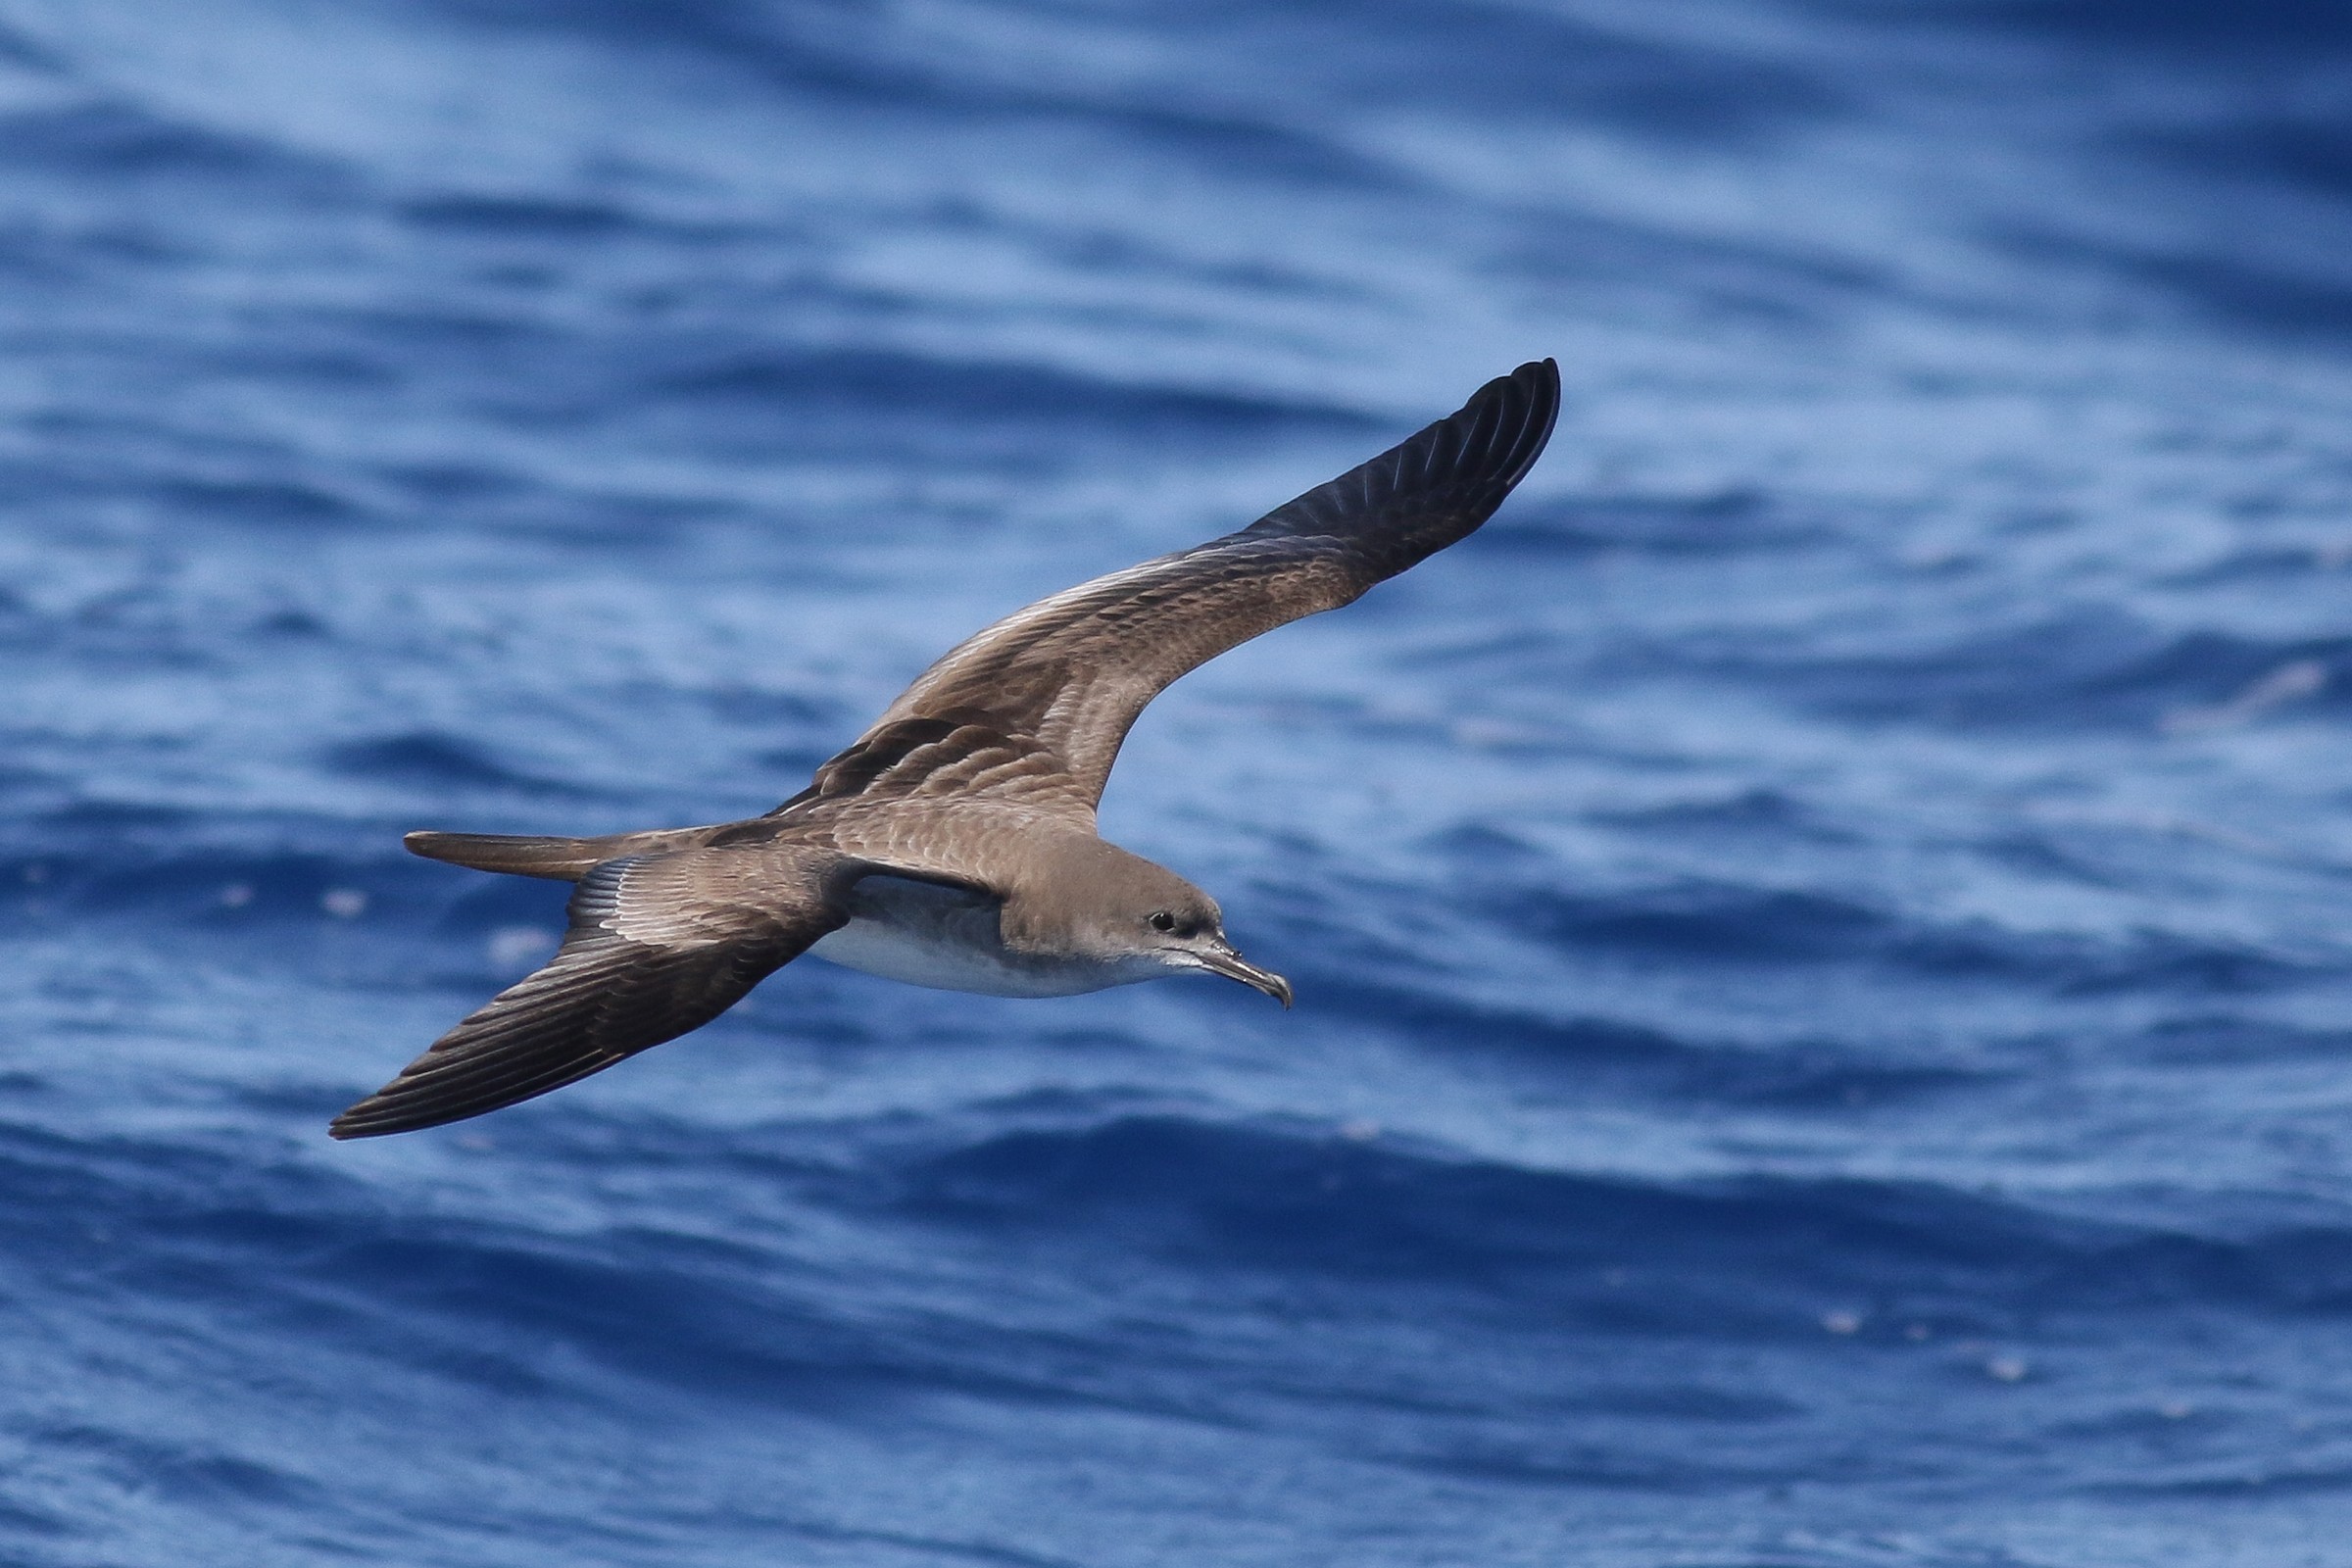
329;850;847;1138
807;358;1560;815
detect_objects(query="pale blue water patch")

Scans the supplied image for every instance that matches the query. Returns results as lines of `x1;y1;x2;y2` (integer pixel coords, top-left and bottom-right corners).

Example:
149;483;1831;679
4;2;2352;1564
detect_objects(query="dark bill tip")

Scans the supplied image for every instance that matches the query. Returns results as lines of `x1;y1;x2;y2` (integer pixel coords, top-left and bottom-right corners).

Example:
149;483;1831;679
1198;945;1294;1008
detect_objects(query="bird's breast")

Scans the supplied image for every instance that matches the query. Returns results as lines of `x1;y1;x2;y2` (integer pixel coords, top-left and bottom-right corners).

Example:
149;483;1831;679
808;872;1148;998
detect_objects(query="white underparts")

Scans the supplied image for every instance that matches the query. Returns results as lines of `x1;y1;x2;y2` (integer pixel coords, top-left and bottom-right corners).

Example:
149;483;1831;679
808;873;1165;998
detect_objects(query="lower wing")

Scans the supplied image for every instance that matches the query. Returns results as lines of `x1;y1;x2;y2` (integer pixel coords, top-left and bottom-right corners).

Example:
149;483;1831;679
329;848;848;1139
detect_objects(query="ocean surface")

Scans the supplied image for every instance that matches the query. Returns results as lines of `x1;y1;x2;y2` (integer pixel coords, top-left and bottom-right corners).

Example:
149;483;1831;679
4;2;2352;1564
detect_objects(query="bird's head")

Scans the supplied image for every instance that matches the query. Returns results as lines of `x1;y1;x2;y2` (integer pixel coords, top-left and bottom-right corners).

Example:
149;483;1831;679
1001;835;1293;1005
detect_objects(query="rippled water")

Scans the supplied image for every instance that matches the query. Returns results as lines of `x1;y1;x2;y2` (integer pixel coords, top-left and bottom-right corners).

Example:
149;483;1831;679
6;2;2352;1564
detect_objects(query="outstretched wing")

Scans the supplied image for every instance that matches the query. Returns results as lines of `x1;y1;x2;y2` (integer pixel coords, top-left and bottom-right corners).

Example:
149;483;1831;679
328;846;850;1138
789;359;1559;820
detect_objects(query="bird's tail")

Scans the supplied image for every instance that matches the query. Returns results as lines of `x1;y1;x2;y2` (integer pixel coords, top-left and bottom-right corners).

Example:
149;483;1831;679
404;826;710;880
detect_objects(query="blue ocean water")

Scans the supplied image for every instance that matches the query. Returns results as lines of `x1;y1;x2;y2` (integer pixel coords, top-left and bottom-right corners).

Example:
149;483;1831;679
5;1;2352;1562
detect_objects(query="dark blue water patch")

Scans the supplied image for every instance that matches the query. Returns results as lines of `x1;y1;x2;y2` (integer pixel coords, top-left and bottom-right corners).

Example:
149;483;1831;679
0;591;213;665
425;0;1849;153
2090;1462;2352;1500
2132;1015;2352;1066
2;1128;706;1382
397;193;641;237
902;1116;1975;1298
1671;614;2351;734
1585;789;1866;847
198;342;407;394
1302;977;1996;1111
2082;632;2351;720
697;685;844;734
246;607;331;641
1502;881;1892;964
425;873;574;947
10;1122;1335;1436
2114;247;2352;342
1412;819;1557;869
0;100;338;186
1392;1438;1791;1493
0;222;77;283
1974;830;2132;892
644;346;1380;437
156;476;370;529
2143;117;2352;202
8;410;320;484
1307;977;1692;1067
889;1115;2352;1320
107;853;422;925
614;344;1396;477
2156;542;2352;586
10;807;376;871
0;1496;68;1543
369;458;536;507
1582;1383;1802;1424
1031;225;1365;302
312;1230;912;1411
318;301;570;355
1043;102;1404;192
419;0;772;52
1928;0;2352;56
1154;0;1847;146
459;485;760;551
8;453;376;557
29;799;200;838
1992;221;2352;343
32;1427;318;1510
320;733;594;799
1494;877;2326;997
427;0;1408;191
0;16;64;72
1552;38;1846;147
1480;489;1835;557
0;833;462;946
0;204;188;285
0;1128;881;1415
1709;1053;1994;1111
1499;210;1886;328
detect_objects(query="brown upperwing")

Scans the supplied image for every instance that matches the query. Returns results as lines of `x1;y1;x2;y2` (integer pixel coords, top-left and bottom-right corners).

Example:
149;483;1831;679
770;359;1561;825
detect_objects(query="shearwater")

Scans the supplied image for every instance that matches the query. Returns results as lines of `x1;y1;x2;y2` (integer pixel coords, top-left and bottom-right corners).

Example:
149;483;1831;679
331;360;1560;1138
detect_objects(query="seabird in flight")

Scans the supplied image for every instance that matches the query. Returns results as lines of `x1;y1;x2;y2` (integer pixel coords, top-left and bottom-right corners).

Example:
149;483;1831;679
331;359;1560;1138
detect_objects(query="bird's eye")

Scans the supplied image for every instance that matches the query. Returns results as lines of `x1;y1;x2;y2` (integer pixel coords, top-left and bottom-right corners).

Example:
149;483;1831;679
1148;910;1177;933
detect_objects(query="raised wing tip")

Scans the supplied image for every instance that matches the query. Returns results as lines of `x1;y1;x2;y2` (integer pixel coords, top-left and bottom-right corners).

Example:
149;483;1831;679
1482;358;1559;401
1239;354;1563;553
1497;354;1561;417
1437;355;1561;498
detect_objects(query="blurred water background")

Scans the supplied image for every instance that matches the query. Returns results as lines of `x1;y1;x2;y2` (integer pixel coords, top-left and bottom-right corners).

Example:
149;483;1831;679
5;2;2352;1563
